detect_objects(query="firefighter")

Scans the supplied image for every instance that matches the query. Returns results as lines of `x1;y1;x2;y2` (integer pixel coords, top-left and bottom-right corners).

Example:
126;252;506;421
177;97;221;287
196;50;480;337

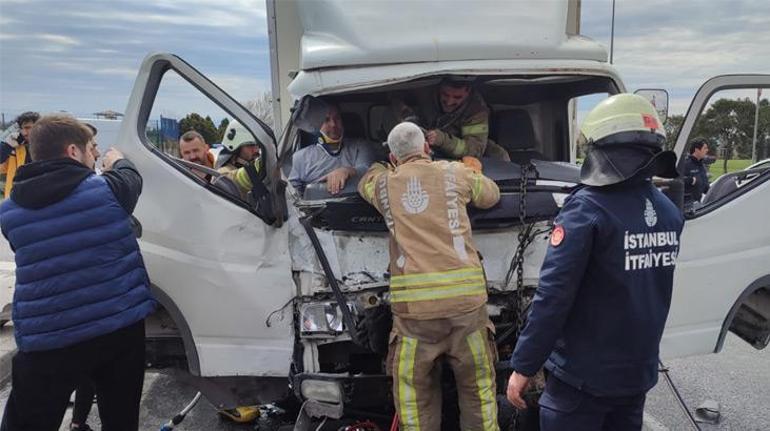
680;138;711;208
215;119;261;201
358;121;501;430
505;94;685;430
393;77;510;161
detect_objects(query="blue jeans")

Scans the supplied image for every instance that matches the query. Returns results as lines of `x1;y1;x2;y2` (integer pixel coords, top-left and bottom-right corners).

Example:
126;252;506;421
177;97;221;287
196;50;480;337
539;376;646;431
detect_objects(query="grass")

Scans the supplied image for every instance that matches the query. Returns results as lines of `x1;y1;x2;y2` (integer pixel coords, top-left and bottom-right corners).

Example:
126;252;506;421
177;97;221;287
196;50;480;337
707;159;754;176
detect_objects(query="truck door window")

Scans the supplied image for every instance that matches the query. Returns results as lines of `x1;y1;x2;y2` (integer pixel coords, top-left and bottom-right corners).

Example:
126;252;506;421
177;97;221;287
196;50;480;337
144;69;264;205
684;88;769;209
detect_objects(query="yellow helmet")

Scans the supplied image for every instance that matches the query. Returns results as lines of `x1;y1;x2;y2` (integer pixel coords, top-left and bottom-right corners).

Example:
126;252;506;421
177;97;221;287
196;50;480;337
579;94;676;186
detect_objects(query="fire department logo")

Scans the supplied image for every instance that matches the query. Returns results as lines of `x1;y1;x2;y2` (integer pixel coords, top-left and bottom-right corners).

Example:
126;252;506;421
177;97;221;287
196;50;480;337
644;198;658;227
401;176;429;214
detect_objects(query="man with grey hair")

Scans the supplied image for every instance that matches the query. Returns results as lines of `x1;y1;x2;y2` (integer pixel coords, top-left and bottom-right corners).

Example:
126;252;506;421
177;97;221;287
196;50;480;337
358;121;501;430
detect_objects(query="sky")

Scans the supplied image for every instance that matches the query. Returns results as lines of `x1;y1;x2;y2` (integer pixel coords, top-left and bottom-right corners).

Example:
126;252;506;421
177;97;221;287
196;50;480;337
0;0;769;124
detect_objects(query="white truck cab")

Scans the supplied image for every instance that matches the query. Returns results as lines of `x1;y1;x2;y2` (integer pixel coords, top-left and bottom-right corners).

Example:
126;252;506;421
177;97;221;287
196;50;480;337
115;0;770;427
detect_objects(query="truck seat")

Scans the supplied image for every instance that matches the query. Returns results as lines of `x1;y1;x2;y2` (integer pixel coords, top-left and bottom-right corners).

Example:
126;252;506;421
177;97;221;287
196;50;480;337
493;109;546;164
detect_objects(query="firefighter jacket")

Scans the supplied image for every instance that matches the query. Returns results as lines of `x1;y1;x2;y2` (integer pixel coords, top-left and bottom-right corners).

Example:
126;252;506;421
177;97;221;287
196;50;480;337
358;154;500;320
510;178;684;397
426;91;492;159
680;155;710;204
217;157;261;201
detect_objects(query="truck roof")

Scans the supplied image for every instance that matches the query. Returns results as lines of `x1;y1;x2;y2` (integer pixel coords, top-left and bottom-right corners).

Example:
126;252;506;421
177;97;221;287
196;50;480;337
295;0;605;70
269;0;612;127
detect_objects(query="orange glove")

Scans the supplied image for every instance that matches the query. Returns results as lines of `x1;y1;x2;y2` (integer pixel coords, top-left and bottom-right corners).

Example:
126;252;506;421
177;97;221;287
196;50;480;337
461;156;482;173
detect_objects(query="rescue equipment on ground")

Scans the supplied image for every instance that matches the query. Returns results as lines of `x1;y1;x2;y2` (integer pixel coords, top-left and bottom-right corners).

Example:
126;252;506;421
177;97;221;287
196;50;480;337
158;391;202;431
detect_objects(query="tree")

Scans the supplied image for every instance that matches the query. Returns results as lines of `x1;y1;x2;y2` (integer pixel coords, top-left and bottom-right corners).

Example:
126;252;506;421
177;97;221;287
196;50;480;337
179;113;220;145
243;92;274;129
663;114;685;150
217;118;229;140
688;96;770;172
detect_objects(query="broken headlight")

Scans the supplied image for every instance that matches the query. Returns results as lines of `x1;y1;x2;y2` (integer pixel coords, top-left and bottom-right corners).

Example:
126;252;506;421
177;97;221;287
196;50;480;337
300;302;354;337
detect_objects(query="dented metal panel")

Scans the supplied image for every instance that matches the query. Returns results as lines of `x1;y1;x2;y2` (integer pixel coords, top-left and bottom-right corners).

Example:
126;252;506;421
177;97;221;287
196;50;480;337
291;223;552;295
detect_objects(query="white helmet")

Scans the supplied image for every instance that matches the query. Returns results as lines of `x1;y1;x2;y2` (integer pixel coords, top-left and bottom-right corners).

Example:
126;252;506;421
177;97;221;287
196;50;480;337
221;119;256;152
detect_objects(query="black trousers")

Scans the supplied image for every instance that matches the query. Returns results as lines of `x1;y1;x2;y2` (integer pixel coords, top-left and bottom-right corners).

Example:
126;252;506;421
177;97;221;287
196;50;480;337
1;320;146;431
539;376;646;431
72;380;96;425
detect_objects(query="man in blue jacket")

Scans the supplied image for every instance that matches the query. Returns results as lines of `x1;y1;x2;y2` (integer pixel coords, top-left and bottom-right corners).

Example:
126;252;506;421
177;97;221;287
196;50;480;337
0;115;155;431
505;94;684;430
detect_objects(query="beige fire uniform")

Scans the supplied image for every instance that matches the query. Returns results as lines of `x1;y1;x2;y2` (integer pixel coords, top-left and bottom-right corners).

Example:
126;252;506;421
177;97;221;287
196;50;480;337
424;91;510;162
358;155;501;431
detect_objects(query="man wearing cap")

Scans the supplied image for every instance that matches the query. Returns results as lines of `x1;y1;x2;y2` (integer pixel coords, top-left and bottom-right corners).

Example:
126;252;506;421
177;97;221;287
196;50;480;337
393;78;510;161
505;94;685;430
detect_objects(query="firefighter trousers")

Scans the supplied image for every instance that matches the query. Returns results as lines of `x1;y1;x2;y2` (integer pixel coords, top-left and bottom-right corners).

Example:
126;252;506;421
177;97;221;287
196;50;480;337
388;306;499;431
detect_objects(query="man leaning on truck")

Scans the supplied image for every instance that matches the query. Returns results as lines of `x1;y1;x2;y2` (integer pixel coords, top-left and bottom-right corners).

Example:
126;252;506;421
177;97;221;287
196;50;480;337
358;121;501;431
0;115;155;431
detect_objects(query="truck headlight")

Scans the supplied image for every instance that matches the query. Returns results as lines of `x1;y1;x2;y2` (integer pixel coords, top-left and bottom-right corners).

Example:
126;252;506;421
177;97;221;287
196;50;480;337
300;379;342;404
300;302;353;336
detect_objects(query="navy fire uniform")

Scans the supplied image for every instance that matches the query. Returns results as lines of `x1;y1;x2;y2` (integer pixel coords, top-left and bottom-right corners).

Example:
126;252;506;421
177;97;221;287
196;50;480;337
681;154;710;206
510;179;684;430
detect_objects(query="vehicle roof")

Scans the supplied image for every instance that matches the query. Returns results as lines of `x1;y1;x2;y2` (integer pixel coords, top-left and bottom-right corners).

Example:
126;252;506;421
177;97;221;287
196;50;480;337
296;0;606;71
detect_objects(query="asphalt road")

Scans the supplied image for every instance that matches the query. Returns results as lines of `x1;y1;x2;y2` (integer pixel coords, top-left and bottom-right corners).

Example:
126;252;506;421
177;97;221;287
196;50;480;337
0;332;766;430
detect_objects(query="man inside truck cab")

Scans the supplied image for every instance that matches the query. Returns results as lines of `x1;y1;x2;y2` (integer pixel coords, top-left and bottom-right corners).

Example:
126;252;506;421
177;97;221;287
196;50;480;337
288;103;377;195
214;119;262;201
393;77;510;162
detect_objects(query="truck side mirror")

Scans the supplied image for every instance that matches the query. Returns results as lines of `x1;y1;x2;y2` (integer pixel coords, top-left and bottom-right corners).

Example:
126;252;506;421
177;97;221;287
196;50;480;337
635;89;669;123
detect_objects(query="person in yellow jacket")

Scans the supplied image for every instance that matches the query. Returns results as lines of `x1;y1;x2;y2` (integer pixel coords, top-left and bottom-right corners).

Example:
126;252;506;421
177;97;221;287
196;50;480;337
1;112;39;198
214;119;262;201
358;121;501;431
393;78;510;161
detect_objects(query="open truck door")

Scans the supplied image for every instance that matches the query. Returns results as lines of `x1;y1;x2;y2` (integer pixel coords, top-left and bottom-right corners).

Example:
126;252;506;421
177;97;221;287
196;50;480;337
115;53;293;403
661;74;770;358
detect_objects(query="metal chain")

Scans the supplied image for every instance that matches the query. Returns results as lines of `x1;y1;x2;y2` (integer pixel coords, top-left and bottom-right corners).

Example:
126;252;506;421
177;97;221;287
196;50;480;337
514;163;533;339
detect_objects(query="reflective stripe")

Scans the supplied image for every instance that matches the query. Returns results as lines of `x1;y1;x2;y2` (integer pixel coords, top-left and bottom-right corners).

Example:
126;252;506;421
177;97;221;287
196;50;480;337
397;336;420;431
390;282;486;303
363;180;376;201
450;137;467;157
467;330;498;431
390;267;484;289
233;168;253;191
462;122;489;136
471;173;483;202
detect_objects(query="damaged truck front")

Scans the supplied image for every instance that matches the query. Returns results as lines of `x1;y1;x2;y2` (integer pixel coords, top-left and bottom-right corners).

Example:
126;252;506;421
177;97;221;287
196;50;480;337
111;0;770;428
272;0;605;423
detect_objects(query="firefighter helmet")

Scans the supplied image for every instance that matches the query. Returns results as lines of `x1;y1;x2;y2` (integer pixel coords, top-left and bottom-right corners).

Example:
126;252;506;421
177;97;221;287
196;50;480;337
578;94;677;186
221;119;256;153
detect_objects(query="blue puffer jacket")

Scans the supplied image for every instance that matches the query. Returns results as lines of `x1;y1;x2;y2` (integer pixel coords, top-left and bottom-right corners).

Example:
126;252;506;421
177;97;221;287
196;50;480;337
0;158;155;352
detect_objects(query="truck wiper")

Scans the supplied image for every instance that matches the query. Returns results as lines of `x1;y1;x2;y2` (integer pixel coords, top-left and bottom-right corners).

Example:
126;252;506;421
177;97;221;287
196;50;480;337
299;210;361;344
